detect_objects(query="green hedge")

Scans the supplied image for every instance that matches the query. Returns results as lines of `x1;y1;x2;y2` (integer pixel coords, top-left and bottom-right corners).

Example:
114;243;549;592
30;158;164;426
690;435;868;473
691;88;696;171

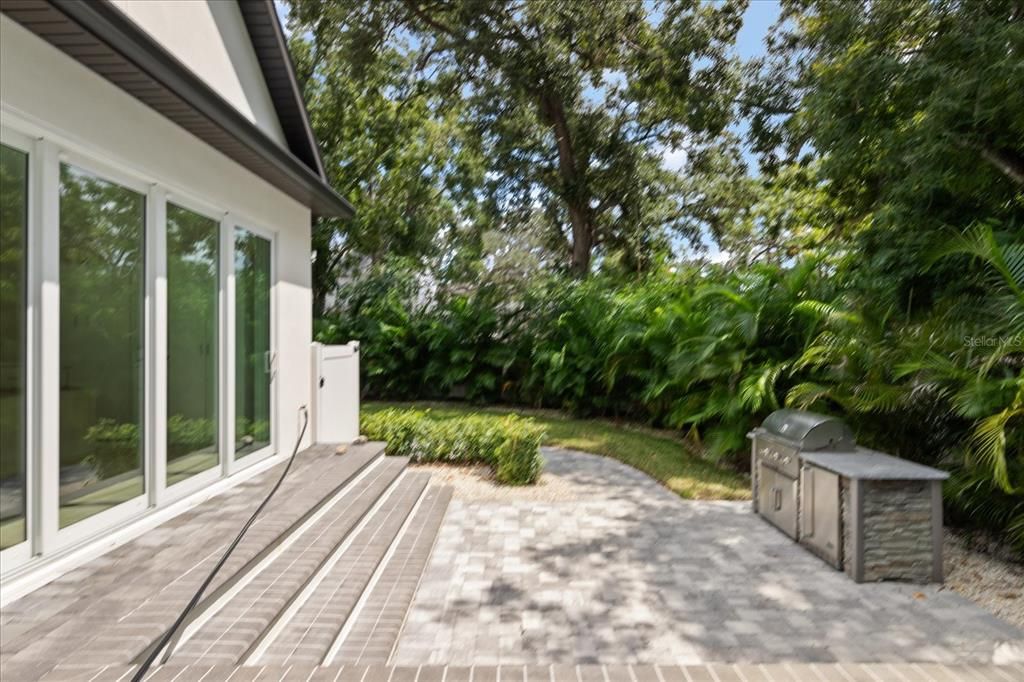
361;408;545;485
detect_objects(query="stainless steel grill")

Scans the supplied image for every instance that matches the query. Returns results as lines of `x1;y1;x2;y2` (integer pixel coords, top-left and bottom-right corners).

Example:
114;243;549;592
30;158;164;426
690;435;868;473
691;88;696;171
749;409;949;583
748;410;854;540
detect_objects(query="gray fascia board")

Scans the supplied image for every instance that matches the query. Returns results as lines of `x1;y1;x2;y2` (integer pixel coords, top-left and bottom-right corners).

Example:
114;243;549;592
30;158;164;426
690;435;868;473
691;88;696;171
50;0;354;219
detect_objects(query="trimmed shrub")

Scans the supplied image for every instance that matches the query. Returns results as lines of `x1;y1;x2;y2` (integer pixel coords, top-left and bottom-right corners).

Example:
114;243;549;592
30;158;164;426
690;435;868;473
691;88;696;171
361;408;545;485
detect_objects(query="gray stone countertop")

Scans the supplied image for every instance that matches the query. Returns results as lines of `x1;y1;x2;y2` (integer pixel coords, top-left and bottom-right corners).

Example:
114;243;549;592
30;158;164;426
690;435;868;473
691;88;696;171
800;448;950;481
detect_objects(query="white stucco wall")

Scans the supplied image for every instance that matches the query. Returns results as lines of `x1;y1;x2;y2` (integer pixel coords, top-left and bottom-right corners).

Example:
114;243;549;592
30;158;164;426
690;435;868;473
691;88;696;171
109;0;288;147
0;15;313;457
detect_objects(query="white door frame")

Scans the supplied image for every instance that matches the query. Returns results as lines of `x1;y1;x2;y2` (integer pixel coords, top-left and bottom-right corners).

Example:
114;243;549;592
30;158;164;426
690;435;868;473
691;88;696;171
0;109;288;579
159;194;227;506
0;127;36;571
46;149;152;553
226;221;278;474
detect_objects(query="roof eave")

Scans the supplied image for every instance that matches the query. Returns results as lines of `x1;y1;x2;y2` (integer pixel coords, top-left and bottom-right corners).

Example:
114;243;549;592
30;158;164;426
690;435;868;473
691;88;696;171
2;0;354;219
236;0;328;181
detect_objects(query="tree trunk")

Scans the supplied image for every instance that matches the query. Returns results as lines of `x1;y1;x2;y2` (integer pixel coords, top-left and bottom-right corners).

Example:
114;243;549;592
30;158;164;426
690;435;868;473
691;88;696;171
980;146;1024;187
568;203;593;276
539;90;593;277
311;220;338;319
312;285;328;319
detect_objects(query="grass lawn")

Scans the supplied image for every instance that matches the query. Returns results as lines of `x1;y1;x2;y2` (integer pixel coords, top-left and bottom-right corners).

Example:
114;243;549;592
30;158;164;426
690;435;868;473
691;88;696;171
363;401;750;501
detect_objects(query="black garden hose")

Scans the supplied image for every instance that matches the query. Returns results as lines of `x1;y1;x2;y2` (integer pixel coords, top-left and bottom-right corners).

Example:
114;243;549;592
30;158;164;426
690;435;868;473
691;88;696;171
132;405;309;681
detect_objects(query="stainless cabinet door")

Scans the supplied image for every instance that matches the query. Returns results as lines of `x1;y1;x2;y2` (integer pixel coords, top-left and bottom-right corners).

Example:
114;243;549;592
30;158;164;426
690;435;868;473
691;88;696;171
800;465;841;567
757;464;798;539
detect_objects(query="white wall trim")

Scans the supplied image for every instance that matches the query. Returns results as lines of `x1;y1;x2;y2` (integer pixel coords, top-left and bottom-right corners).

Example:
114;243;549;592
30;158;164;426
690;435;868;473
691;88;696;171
0;105;302;234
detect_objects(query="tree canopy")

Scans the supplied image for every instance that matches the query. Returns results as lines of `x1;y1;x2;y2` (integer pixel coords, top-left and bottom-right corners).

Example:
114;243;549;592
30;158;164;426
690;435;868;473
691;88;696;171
288;0;752;277
289;0;1024;549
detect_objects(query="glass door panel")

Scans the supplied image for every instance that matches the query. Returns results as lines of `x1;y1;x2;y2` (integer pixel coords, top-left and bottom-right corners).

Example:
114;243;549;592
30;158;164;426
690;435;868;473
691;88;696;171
166;204;219;485
0;144;28;550
234;228;271;458
59;163;145;527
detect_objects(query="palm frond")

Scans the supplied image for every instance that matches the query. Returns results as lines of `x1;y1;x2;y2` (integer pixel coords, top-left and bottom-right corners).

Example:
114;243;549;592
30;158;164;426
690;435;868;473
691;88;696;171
966;403;1023;494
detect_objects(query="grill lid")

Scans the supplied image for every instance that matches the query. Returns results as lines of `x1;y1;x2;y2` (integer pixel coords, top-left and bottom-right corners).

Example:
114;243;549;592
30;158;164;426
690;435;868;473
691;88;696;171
758;409;855;451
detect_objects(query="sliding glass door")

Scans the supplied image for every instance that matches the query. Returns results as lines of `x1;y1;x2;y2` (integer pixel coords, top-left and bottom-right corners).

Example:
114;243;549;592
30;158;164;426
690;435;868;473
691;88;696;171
58;163;145;528
0;123;282;563
0;143;29;551
234;228;272;459
166;204;219;486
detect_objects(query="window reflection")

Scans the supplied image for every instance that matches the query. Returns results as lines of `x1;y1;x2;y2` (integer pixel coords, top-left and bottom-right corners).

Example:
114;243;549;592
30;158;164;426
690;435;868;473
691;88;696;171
235;229;271;457
0;144;28;549
59;164;145;527
167;204;219;485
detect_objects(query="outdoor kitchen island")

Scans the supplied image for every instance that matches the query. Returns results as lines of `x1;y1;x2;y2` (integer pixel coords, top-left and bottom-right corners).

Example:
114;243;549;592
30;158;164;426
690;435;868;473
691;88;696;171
750;409;951;585
801;449;949;584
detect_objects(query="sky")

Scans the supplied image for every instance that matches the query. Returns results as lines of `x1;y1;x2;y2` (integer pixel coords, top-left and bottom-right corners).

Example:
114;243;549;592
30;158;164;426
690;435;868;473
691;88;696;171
737;0;783;61
661;0;782;172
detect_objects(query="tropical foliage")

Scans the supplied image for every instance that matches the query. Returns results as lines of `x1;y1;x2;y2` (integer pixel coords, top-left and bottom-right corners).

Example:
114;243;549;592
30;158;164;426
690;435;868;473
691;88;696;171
320;235;1023;550
291;0;1024;552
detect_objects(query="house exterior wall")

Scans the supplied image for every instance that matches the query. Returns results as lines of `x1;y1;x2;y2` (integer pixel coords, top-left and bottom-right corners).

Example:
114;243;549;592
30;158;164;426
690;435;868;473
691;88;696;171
0;14;314;579
108;0;288;147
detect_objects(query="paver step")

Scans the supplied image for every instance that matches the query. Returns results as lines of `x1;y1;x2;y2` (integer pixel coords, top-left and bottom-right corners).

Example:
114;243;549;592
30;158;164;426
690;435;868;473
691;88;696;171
328;485;453;666
22;442;386;671
199;443;389;605
163;456;410;666
255;473;433;666
19;662;1024;681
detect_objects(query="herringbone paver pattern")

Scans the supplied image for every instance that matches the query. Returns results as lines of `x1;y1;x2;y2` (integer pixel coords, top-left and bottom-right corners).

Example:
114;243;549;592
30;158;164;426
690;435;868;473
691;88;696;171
167;458;411;665
257;473;433;666
0;443;385;675
393;448;1023;666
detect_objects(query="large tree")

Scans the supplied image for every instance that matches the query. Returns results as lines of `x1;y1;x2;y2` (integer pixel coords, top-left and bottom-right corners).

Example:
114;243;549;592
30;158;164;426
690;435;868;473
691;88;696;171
288;33;471;315
287;0;748;277
743;0;1024;304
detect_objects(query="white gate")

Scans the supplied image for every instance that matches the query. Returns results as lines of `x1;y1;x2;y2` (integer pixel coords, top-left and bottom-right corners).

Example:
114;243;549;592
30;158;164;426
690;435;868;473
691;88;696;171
310;342;360;444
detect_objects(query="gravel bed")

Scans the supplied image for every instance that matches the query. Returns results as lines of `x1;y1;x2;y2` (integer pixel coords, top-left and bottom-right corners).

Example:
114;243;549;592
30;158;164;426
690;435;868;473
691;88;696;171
411;462;584;502
944;530;1024;630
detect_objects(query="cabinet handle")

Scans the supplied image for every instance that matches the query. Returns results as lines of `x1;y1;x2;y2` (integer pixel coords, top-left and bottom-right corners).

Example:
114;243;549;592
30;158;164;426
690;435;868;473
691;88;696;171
774;488;783;511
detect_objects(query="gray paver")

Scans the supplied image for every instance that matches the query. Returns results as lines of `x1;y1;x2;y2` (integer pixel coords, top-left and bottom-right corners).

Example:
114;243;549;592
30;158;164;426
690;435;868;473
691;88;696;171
255;471;433;667
3;445;1022;679
9;664;1024;681
392;448;1023;667
168;459;411;665
0;443;385;677
417;665;446;682
471;665;498;682
335;664;368;681
331;487;453;665
656;665;688;682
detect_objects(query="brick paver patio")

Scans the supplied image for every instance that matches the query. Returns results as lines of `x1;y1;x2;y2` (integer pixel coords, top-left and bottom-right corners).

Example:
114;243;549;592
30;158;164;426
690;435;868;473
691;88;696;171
6;662;1024;681
2;444;1021;681
393;448;1023;666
